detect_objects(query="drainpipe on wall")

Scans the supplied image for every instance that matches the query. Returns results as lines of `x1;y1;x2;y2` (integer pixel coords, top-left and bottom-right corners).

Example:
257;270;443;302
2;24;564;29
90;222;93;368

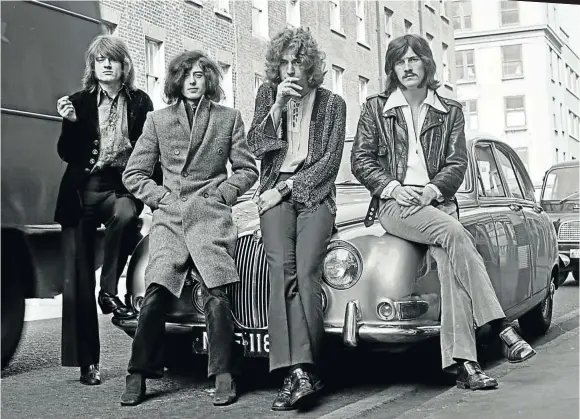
418;0;424;36
376;0;384;91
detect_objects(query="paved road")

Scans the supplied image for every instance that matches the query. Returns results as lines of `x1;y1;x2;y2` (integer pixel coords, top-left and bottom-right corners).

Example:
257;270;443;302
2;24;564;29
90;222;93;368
2;276;578;419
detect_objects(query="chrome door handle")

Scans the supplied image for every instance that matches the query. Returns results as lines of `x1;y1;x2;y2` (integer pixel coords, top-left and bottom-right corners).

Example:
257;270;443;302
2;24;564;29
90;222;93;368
509;204;523;212
533;206;543;213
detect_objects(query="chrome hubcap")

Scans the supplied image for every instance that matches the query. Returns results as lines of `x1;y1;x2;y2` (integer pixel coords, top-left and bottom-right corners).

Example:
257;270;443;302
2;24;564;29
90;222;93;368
542;280;555;319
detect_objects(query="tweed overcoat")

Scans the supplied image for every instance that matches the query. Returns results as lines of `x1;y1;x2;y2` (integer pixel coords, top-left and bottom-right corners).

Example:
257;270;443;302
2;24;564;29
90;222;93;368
122;97;258;296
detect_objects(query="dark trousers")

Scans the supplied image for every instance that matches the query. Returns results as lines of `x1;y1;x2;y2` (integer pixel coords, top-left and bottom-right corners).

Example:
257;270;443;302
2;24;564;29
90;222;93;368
259;194;335;372
61;170;139;367
128;282;235;378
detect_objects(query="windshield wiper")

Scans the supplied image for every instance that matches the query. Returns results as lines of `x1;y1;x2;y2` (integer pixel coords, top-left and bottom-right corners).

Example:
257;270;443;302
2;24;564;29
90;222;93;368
559;191;580;203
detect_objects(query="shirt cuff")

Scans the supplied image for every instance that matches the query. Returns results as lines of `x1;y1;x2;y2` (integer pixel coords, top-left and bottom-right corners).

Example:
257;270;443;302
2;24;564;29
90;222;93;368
380;180;401;199
286;178;294;190
425;183;443;200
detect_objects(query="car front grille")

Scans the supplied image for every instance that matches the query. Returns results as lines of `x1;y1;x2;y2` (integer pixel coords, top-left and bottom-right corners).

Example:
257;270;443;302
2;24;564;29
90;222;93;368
228;234;270;329
558;220;579;242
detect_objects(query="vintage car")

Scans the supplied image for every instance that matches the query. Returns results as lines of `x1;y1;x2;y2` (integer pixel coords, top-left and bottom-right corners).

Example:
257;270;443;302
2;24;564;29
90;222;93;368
539;160;579;284
113;133;559;362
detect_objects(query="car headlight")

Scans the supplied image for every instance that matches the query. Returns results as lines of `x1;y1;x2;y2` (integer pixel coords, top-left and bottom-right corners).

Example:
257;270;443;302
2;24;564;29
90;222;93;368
191;282;204;313
322;241;362;289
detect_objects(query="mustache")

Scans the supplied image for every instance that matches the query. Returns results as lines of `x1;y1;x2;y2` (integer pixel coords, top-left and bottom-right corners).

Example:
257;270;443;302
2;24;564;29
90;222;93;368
403;72;417;78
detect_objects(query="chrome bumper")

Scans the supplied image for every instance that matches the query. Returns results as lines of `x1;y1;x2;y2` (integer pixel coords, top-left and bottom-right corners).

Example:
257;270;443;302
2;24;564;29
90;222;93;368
330;300;441;346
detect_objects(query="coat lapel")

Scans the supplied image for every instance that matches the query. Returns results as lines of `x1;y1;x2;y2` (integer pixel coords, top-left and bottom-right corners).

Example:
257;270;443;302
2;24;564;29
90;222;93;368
176;101;191;139
87;90;99;134
184;96;211;166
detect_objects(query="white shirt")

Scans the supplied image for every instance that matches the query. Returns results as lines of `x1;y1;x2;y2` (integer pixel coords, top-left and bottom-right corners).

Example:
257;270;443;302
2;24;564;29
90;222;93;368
380;87;448;200
278;88;316;173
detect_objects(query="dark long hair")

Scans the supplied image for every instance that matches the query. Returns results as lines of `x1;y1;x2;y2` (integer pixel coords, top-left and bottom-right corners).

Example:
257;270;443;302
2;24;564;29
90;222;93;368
264;27;326;88
82;35;136;91
384;34;441;95
163;50;224;104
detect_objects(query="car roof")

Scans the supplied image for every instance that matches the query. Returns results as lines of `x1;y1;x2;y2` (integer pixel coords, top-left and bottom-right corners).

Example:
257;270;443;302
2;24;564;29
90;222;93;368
546;160;579;169
464;130;509;145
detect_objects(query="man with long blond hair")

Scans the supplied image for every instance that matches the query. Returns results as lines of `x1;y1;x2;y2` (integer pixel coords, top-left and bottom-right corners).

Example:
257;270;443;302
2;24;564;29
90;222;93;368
248;27;346;411
55;35;154;385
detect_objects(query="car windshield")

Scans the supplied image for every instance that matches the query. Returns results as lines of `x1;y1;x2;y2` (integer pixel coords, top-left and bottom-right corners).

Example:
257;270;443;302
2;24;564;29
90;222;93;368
541;166;579;202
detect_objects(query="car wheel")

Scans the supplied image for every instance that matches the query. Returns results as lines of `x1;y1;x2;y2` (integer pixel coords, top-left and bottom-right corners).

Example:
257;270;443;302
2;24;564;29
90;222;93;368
1;265;26;369
518;276;555;337
573;270;579;283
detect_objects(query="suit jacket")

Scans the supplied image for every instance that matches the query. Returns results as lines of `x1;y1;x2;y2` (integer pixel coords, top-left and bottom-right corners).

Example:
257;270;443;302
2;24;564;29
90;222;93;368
54;87;155;226
247;83;347;215
122;98;258;296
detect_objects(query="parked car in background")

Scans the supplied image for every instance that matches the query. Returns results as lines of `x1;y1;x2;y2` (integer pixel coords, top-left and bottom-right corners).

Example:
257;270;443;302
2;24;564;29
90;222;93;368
540;160;579;284
113;133;559;366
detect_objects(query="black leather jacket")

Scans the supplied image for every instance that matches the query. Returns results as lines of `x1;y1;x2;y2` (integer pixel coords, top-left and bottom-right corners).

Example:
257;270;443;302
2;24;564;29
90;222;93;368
351;91;468;200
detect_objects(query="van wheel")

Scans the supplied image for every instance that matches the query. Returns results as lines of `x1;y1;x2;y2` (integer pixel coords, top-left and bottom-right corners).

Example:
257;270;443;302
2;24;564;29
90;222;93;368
518;277;555;337
1;263;26;369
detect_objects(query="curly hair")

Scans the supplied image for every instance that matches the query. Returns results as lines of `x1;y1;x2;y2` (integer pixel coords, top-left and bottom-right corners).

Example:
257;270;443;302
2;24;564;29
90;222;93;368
384;34;441;94
163;50;224;104
82;35;136;91
264;27;326;88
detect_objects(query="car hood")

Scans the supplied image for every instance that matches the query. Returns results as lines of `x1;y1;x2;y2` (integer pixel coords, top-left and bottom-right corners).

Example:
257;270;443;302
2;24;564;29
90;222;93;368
232;186;372;235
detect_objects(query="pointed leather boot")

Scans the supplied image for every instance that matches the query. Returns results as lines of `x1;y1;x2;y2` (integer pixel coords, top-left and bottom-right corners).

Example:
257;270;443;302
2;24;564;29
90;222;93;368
213;373;237;406
499;326;536;363
120;374;146;406
80;364;101;385
456;361;498;391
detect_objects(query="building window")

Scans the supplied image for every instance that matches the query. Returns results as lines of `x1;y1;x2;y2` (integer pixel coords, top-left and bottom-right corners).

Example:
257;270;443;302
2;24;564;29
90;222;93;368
459;100;478;130
570;112;577;138
356;0;366;43
549;48;555;81
504;96;526;129
286;0;300;27
329;0;342;32
252;0;269;39
220;63;233;108
450;0;472;30
500;1;519;26
501;45;523;78
426;33;434;50
254;73;264;99
440;0;450;18
404;19;413;34
561;103;565;132
101;20;117;35
442;43;449;83
358;76;368;109
332;65;344;98
558;56;563;84
215;0;229;14
456;50;475;82
145;38;164;110
385;8;393;45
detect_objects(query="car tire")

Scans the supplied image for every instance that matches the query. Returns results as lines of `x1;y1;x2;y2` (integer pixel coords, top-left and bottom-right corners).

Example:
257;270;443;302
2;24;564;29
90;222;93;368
1;265;26;370
573;270;579;283
518;276;555;337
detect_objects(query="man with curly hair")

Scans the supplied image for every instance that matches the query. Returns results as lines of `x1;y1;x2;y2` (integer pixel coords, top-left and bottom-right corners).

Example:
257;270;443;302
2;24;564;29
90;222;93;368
120;50;258;406
248;27;346;411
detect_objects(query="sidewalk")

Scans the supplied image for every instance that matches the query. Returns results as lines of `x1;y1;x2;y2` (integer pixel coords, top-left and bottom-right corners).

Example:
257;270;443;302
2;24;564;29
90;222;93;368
394;327;579;419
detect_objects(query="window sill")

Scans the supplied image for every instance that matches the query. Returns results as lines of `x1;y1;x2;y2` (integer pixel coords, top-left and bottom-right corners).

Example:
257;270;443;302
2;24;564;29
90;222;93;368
214;9;232;21
331;27;346;38
357;40;371;50
252;31;270;42
505;127;527;132
440;14;450;24
570;134;579;141
566;87;579;99
444;82;454;90
457;79;477;85
502;75;524;81
425;3;435;12
185;0;203;7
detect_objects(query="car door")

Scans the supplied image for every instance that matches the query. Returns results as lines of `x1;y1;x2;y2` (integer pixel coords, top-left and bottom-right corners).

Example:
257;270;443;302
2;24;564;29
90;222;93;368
494;144;551;296
474;142;532;310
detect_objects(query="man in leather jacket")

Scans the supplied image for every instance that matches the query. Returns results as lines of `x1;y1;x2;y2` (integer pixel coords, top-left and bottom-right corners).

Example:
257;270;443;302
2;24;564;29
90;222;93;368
351;34;536;390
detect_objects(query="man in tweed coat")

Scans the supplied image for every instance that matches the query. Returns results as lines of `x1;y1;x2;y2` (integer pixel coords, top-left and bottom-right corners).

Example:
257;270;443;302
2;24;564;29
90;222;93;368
120;50;258;407
247;28;346;411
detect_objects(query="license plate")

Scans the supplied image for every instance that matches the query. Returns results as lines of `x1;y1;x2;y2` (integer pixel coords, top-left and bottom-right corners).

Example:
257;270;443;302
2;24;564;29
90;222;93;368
193;329;270;357
570;249;580;259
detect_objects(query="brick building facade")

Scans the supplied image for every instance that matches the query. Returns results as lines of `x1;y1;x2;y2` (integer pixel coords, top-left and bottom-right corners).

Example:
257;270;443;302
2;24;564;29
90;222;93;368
99;0;456;137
